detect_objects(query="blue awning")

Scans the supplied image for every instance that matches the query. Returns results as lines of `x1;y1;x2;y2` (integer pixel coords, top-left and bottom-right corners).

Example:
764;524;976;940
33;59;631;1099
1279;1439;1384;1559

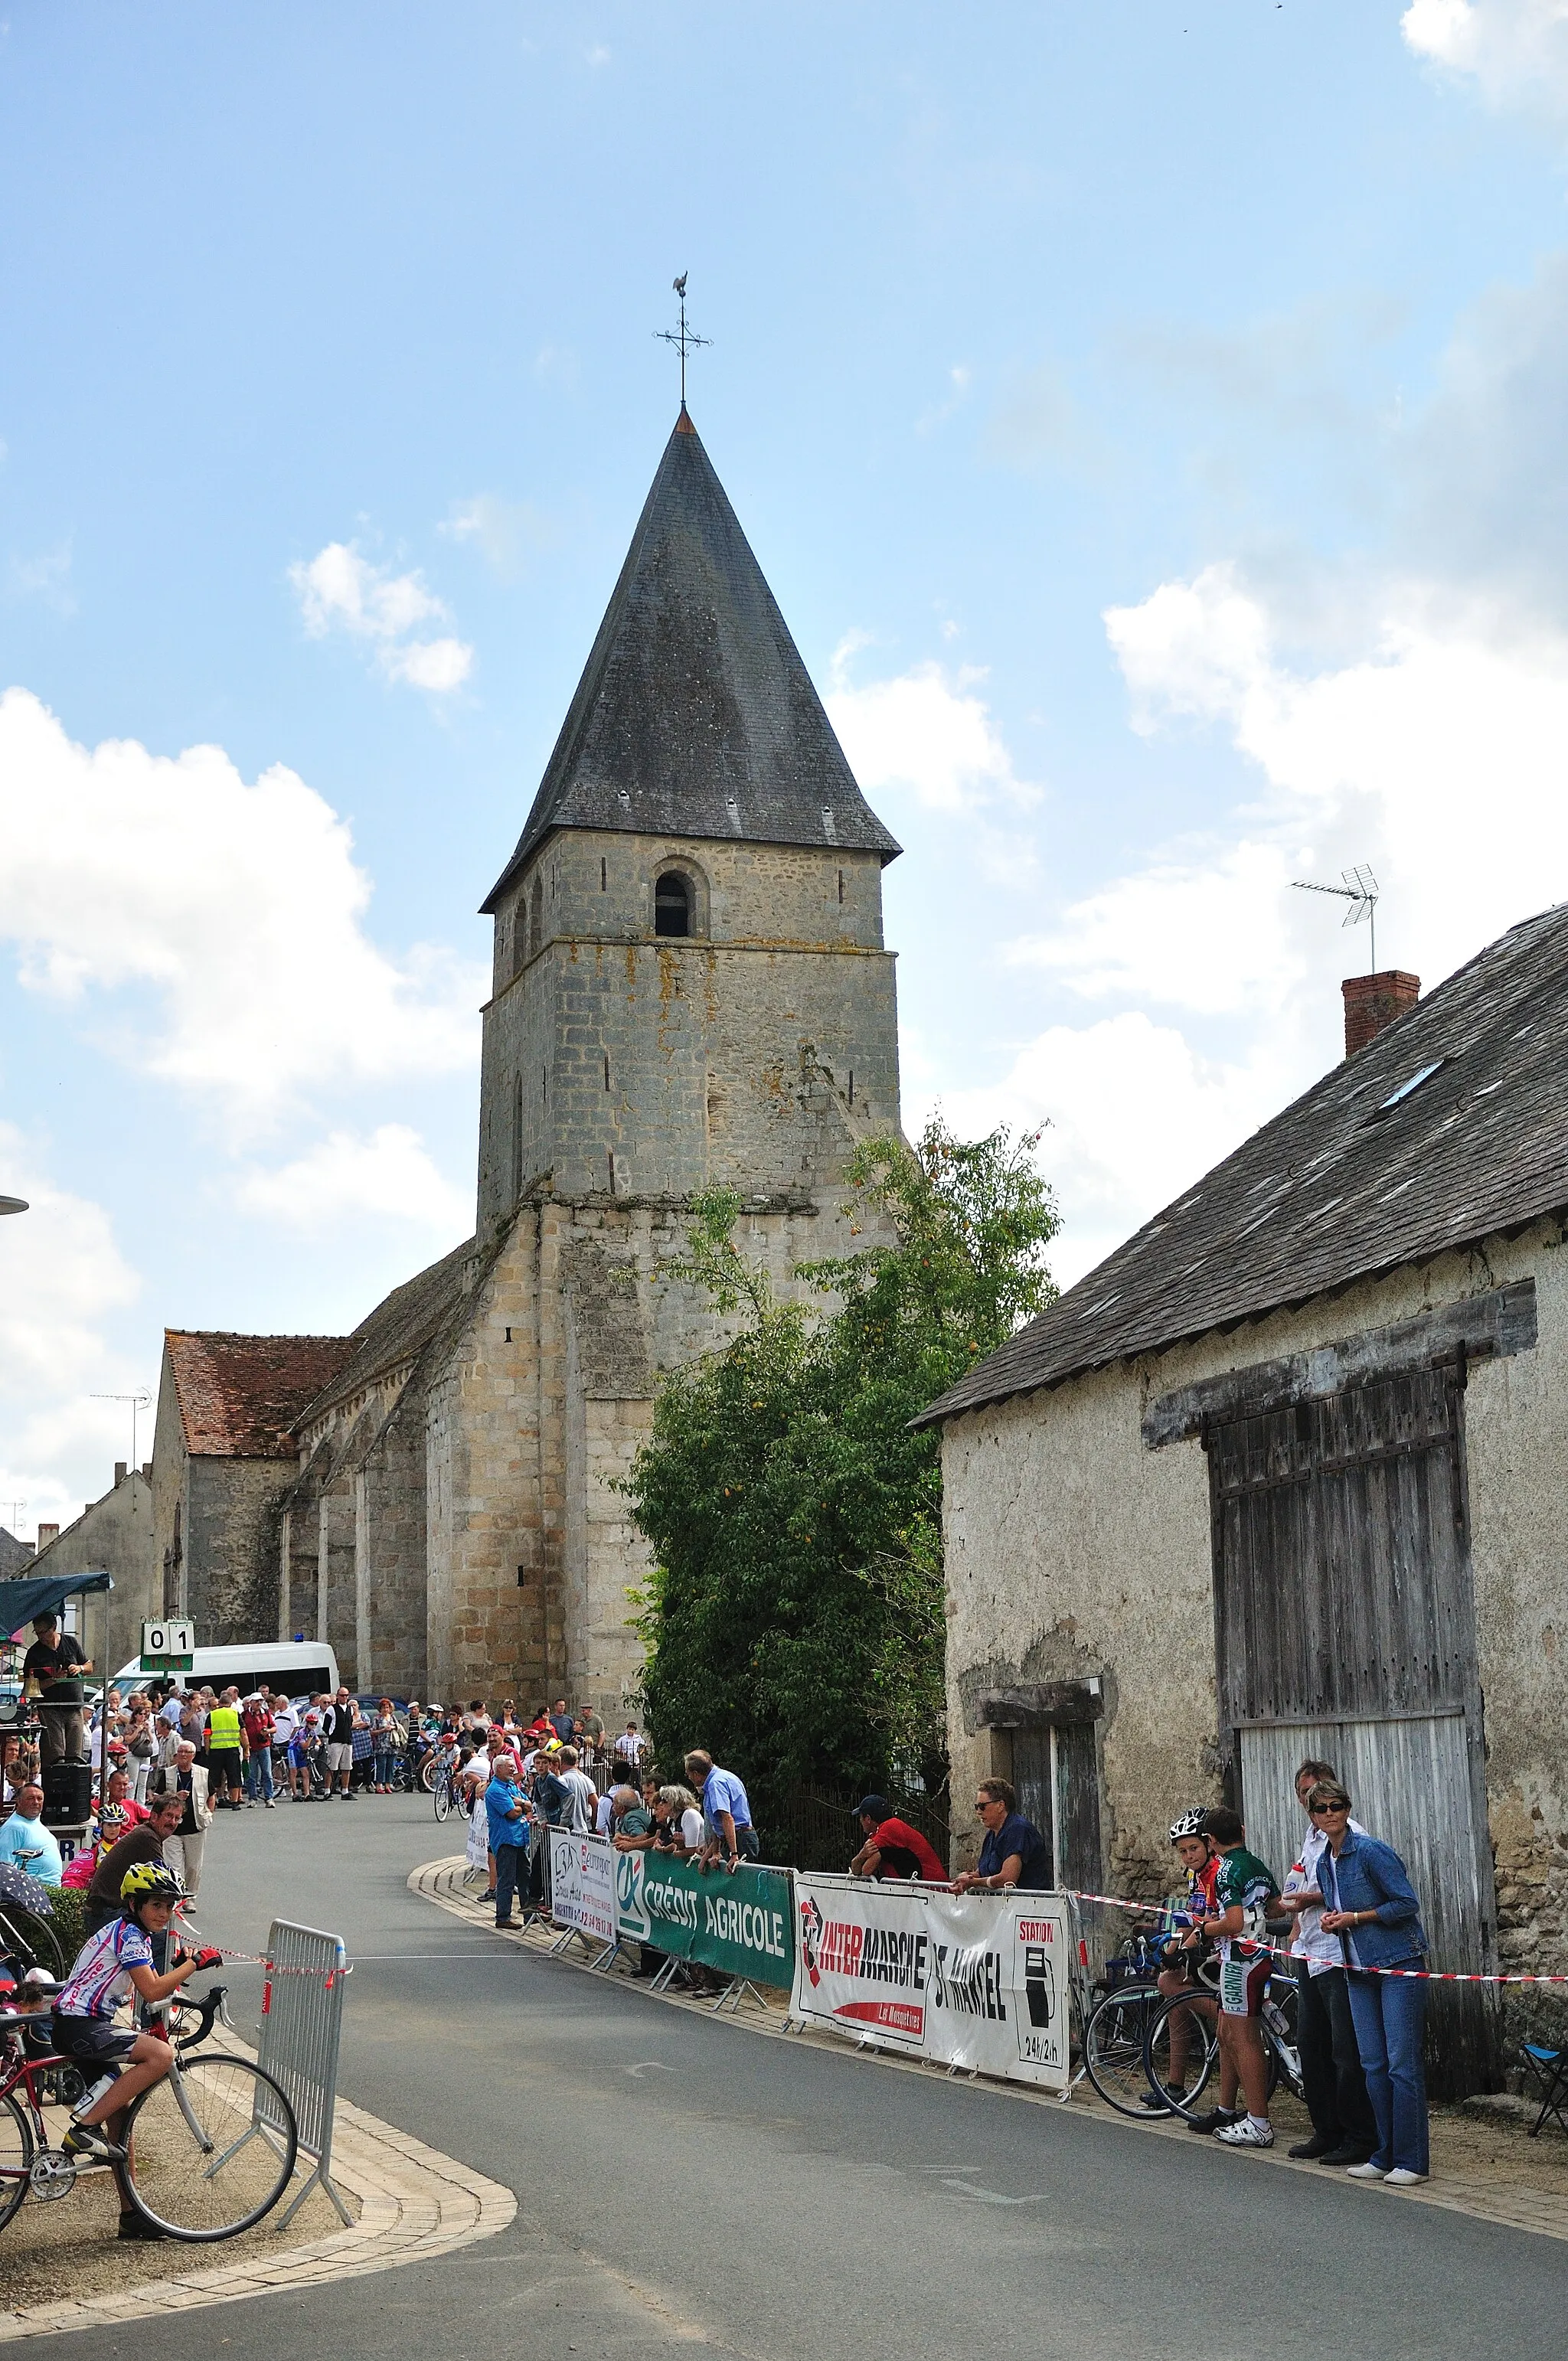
1;1569;113;1644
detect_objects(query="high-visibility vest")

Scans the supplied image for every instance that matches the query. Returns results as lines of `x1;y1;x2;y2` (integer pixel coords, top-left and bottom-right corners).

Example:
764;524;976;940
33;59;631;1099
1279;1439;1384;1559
207;1705;242;1749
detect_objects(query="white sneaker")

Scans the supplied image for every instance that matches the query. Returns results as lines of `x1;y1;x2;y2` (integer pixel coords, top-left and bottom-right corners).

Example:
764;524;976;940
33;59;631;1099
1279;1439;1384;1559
1384;2167;1427;2186
1215;2118;1274;2148
1346;2162;1387;2180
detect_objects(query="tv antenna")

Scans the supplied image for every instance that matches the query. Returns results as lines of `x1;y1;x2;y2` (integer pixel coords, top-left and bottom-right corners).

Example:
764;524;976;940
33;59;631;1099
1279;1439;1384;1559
2;1501;24;1536
654;273;711;409
1292;864;1379;972
92;1389;152;1468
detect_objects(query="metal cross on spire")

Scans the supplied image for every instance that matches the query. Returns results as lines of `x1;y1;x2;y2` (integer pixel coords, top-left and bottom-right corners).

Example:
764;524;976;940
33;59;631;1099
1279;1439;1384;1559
654;273;711;409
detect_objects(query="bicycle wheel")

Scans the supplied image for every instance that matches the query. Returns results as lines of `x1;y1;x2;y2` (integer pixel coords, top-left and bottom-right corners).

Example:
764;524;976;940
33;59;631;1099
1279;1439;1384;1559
433;1772;451;1822
418;1752;437;1793
0;1909;66;1981
1083;1983;1170;2118
1142;1987;1220;2120
122;2053;299;2241
0;2091;34;2234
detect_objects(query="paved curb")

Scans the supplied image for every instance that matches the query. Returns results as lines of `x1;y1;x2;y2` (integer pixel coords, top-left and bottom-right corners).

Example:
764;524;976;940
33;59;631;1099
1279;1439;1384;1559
0;2026;515;2340
413;1853;1568;2248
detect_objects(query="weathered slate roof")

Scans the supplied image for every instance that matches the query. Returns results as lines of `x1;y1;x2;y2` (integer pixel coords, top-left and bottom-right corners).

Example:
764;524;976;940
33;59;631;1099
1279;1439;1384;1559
482;409;900;911
165;1332;356;1458
917;901;1568;1428
293;1237;476;1428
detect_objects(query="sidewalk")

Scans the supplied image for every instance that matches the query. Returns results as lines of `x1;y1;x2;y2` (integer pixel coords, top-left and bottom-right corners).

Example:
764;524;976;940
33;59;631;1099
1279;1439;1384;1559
0;2024;515;2340
413;1851;1568;2246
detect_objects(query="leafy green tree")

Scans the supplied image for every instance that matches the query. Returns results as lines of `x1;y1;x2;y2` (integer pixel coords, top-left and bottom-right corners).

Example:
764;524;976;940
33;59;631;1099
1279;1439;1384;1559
626;1118;1059;1836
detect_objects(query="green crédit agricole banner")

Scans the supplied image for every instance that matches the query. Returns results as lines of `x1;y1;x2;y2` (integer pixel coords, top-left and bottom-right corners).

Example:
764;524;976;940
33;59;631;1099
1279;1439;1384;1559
612;1846;795;1987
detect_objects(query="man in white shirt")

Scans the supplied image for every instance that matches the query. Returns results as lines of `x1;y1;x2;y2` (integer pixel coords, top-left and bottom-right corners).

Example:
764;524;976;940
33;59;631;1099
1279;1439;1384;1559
1275;1757;1377;2167
556;1746;598;1836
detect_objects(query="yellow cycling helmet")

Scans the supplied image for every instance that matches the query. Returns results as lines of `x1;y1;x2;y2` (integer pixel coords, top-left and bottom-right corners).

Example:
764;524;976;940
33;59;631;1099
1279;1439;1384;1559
119;1860;186;1909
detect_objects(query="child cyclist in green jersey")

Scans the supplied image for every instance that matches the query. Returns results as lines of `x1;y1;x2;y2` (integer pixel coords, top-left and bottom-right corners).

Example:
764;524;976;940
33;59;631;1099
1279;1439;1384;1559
1189;1805;1280;2148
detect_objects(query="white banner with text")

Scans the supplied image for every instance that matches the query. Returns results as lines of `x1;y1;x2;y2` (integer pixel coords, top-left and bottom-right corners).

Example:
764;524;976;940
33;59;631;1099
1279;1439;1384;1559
550;1830;616;1945
790;1873;1071;2090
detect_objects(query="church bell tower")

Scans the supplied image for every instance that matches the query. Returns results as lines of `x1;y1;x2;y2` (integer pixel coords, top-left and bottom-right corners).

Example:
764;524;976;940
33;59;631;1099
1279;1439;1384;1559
475;407;903;1232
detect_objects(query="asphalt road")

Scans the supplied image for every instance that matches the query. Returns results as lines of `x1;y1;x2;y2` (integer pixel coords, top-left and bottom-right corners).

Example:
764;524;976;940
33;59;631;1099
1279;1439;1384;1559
37;1792;1563;2360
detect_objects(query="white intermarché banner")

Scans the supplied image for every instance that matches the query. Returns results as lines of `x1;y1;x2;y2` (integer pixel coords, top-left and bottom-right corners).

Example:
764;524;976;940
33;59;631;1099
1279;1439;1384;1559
550;1830;616;1945
791;1873;1071;2090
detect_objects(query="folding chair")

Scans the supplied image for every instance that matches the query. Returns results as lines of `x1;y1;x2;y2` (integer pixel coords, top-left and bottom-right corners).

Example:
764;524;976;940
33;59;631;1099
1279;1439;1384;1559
1521;2042;1568;2139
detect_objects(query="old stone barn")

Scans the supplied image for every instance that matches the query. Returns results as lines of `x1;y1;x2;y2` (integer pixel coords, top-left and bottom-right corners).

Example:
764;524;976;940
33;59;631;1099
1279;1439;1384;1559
923;911;1568;2083
152;406;904;1717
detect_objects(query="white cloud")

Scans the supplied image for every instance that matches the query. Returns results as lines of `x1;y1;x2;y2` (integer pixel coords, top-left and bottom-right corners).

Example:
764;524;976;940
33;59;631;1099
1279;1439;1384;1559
439;494;555;580
289;541;473;692
0;1125;140;1403
826;648;1035;815
931;1015;1290;1291
1403;2;1568;115
237;1124;471;1238
1106;563;1568;985
0;687;482;1128
1007;840;1303;1018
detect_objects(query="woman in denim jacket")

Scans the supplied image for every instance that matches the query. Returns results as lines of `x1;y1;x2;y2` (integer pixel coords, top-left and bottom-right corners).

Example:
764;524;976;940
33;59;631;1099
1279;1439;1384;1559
1306;1779;1431;2183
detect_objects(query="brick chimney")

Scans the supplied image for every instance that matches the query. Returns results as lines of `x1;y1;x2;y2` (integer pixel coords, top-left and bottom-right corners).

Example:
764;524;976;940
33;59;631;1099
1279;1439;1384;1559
1342;969;1419;1059
37;1522;59;1550
114;1461;127;1485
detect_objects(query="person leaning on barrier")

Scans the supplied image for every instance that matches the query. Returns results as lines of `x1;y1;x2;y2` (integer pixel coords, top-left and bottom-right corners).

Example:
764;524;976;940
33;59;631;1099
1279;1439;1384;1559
951;1779;1051;1894
848;1796;948;1883
651;1785;704;1856
685;1751;760;1874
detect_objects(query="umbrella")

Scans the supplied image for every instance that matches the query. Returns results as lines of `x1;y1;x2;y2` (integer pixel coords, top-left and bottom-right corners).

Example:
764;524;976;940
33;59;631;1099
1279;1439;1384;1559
0;1858;54;1917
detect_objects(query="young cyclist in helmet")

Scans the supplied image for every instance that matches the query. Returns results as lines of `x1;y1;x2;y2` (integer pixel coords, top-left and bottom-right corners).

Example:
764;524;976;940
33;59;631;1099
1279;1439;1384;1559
51;1859;223;2234
1138;1810;1220;2109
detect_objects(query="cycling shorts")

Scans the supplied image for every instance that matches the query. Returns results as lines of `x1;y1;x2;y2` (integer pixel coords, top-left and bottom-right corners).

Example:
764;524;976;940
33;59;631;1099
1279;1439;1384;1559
51;2014;139;2065
1218;1952;1272;2018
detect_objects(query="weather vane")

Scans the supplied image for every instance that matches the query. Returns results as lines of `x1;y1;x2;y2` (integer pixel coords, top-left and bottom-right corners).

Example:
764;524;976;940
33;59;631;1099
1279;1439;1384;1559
1291;864;1380;972
654;273;711;409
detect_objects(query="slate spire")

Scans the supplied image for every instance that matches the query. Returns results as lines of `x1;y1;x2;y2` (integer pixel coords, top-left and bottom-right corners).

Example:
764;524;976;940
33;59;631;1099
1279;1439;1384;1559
482;413;900;912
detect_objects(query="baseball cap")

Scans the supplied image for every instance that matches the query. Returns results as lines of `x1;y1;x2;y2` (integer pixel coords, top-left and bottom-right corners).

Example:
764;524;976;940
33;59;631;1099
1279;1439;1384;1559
854;1796;892;1823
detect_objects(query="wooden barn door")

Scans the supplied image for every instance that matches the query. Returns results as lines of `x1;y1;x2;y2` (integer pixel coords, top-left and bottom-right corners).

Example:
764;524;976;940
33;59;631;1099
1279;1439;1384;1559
1008;1723;1102;1897
1207;1365;1497;2093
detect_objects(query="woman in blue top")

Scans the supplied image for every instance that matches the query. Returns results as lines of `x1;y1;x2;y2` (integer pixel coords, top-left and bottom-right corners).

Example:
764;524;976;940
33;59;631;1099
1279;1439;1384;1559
1305;1779;1430;2184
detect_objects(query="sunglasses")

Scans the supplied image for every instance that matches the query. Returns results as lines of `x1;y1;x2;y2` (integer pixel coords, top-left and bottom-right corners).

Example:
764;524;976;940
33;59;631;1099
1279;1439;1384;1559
1308;1801;1350;1815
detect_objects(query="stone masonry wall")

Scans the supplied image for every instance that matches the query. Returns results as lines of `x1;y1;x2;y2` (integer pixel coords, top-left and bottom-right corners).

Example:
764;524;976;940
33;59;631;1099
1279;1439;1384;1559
942;1220;1568;2009
477;830;900;1229
185;1454;292;1646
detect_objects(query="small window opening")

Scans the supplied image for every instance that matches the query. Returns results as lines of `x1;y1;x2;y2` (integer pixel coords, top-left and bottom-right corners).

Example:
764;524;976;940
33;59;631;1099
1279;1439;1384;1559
838;867;845;905
504;1326;513;1344
541;1063;548;1104
529;874;544;959
1377;1059;1445;1112
603;1053;611;1092
848;1070;854;1106
655;870;692;938
601;856;608;891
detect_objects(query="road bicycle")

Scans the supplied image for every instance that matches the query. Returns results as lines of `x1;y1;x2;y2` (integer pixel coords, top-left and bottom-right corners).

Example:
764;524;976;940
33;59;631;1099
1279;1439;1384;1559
0;1982;300;2242
431;1755;462;1821
1080;1927;1198;2118
1140;1960;1303;2120
0;1900;65;1983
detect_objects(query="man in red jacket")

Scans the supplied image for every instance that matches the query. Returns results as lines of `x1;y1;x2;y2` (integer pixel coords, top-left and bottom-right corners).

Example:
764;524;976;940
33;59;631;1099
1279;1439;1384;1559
848;1797;947;1883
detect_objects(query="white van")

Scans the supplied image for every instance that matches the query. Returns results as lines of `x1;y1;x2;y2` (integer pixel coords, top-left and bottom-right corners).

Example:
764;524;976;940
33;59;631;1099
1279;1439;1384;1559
110;1638;341;1702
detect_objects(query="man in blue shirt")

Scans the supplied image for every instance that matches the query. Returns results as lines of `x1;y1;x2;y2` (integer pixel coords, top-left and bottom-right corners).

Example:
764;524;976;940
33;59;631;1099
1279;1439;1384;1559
485;1755;528;1928
684;1749;760;1874
952;1778;1052;1894
0;1783;64;1886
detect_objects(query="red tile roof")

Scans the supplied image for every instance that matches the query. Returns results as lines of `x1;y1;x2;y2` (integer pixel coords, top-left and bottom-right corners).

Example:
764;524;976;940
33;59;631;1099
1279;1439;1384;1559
165;1331;356;1458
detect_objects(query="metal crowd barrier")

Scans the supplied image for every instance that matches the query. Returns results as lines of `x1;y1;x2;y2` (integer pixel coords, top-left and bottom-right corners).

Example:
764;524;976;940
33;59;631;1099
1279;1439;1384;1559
254;1917;354;2227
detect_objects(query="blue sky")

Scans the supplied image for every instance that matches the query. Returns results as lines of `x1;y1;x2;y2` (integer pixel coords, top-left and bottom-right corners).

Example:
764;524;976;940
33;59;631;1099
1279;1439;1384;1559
5;1;1568;1534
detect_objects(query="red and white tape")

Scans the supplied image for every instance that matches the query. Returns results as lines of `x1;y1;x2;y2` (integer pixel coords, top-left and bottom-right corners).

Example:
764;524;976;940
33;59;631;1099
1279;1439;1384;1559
1060;1886;1568;1985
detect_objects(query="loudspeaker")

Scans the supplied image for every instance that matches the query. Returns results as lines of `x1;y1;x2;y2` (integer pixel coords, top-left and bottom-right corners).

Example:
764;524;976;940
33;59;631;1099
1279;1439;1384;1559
42;1759;93;1825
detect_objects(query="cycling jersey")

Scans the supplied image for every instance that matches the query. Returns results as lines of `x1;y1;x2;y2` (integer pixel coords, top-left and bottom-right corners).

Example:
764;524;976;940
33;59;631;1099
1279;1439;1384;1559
57;1919;154;2020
